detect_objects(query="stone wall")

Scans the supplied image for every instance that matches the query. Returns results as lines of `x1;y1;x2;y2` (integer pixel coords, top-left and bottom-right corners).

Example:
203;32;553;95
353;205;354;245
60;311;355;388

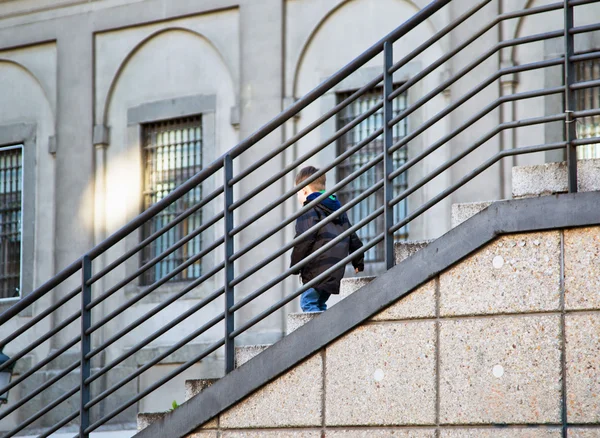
188;226;600;436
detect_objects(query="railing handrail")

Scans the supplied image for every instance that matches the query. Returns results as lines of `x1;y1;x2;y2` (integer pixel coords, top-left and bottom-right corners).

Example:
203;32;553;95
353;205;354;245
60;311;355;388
1;0;600;436
0;0;451;327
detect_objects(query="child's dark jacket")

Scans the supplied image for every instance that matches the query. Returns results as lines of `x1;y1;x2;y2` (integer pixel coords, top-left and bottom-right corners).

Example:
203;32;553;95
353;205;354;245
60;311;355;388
290;192;364;295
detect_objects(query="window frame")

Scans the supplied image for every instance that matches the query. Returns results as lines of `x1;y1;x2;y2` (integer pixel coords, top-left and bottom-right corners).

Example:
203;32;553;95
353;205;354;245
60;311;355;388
0;122;36;314
124;95;218;303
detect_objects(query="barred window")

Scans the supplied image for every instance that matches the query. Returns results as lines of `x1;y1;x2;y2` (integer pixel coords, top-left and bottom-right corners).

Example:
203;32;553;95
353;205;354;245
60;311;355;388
0;146;22;299
575;57;600;158
141;117;203;285
337;88;409;263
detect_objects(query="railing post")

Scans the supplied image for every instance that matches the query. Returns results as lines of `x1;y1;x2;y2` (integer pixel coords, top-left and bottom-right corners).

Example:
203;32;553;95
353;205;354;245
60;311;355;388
223;155;235;373
383;40;395;270
80;255;92;438
564;0;578;192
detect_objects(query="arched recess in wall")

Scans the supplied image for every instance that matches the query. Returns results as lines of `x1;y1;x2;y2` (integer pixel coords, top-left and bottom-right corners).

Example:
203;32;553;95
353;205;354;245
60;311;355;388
100;27;236;234
102;27;235;126
292;0;436;99
0;59;55;129
292;0;449;240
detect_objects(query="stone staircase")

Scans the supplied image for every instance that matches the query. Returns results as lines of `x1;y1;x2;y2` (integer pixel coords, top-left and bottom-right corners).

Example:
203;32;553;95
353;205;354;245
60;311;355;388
136;159;600;433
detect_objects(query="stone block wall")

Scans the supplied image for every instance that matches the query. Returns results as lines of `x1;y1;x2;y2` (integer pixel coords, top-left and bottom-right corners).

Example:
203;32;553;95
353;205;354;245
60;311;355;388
187;227;600;437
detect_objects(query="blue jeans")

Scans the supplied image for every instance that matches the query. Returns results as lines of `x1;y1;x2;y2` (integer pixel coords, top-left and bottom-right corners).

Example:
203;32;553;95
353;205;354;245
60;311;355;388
300;287;331;312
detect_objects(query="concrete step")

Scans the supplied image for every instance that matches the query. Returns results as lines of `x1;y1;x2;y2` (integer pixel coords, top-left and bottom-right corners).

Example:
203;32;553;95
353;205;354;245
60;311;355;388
235;344;270;367
286;311;321;335
137;412;167;431
340;276;376;299
451;200;493;228
394;239;433;264
184;378;218;401
512;159;600;198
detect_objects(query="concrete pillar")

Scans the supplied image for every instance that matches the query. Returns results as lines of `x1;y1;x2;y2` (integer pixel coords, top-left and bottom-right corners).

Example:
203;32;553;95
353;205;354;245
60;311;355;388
52;17;95;347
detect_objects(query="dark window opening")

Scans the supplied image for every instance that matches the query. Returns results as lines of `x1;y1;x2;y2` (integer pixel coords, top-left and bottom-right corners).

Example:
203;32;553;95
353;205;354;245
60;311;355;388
141;117;203;285
0;146;22;299
575;56;600;158
336;87;409;263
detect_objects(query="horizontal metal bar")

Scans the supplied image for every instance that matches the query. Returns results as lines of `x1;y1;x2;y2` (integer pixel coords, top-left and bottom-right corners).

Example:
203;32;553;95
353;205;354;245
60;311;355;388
230;78;383;187
85;312;224;410
230;97;382;213
230;123;383;246
85;338;225;434
87;209;223;310
387;2;564;102
230;0;485;190
389;113;567;208
389;83;565;180
0;260;81;326
3;385;79;438
38;411;79;438
0;360;79;422
230;233;382;339
86;237;224;335
571;50;600;62
0;336;79;397
0;309;80;373
389;142;568;234
230;156;383;288
388;0;491;76
570;22;600;34
570;78;600;90
573;136;600;147
87;186;224;287
573;108;600;119
389;37;563;131
231;201;383;313
0;286;79;354
85;284;224;382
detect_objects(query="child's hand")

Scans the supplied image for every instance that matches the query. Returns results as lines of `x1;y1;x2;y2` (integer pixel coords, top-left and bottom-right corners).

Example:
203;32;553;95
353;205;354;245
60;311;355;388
355;268;360;274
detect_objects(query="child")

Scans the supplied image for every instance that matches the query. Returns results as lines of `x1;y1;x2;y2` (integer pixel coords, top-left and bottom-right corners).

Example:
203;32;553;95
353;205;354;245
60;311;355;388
290;166;364;312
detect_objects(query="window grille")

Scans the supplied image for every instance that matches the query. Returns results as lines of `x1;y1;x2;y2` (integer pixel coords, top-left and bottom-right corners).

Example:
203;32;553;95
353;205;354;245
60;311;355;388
337;88;409;263
575;57;600;158
0;146;22;299
141;117;203;285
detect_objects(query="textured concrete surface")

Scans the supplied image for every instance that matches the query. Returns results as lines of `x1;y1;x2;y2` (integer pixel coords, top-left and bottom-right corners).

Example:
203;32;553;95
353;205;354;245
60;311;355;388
451;201;493;228
512;159;600;198
221;432;321;438
440;429;561;437
340;276;375;298
439;315;562;424
185;378;218;401
566;313;600;423
564;226;600;310
326;322;436;426
440;232;561;316
327;430;436;437
568;429;600;438
138;412;166;431
235;344;270;367
395;240;432;264
372;280;436;321
287;312;321;334
185;432;218;438
220;353;323;428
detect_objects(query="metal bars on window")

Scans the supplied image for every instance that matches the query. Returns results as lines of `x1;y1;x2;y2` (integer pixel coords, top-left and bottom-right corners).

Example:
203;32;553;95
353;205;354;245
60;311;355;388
0;145;22;299
141;117;203;285
575;56;600;158
337;88;409;263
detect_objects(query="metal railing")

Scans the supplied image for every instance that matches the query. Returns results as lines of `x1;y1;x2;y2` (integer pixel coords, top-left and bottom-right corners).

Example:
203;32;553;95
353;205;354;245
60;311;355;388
1;0;600;436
